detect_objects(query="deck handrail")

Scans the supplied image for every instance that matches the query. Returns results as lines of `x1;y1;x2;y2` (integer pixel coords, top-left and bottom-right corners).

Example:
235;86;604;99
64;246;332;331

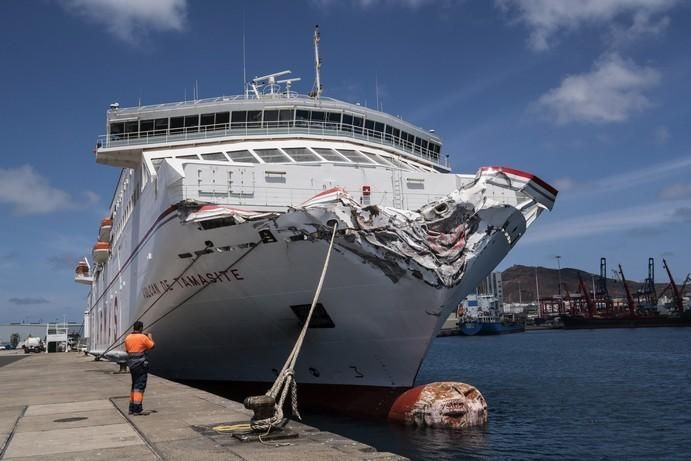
98;121;448;168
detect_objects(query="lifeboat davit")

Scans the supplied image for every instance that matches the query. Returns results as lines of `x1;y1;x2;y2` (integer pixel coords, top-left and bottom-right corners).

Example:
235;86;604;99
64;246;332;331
75;261;89;275
74;260;93;285
92;241;111;264
98;218;113;242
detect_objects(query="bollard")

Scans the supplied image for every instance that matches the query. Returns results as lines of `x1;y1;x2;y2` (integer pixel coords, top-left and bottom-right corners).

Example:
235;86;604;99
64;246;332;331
243;394;276;425
387;381;488;429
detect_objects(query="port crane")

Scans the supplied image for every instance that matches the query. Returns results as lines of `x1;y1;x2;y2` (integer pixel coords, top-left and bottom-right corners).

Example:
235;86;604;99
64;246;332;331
636;258;657;307
577;273;596;318
596;258;614;314
662;259;685;314
618;264;636;317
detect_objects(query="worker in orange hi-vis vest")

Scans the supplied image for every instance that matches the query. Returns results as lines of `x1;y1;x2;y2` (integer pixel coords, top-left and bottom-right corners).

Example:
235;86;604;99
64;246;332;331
124;321;155;415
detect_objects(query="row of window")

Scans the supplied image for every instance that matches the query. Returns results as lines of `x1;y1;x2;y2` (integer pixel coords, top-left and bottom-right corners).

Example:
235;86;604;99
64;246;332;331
150;147;433;172
110;109;442;160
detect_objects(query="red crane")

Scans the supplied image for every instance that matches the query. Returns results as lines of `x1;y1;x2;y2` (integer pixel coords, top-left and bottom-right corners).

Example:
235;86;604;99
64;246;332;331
577;273;596;318
618;264;636;317
662;259;684;314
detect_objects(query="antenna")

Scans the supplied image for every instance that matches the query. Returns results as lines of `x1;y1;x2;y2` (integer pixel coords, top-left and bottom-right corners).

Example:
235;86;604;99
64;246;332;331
375;73;379;111
310;25;322;99
252;70;292;98
277;77;301;96
242;11;247;98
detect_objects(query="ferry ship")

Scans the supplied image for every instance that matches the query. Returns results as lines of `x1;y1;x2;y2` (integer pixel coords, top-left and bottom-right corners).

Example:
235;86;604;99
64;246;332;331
76;28;557;413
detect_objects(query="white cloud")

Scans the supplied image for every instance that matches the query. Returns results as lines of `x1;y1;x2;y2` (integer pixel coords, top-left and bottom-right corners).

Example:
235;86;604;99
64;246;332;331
61;0;187;44
497;0;678;51
0;165;99;215
608;10;670;48
536;53;660;124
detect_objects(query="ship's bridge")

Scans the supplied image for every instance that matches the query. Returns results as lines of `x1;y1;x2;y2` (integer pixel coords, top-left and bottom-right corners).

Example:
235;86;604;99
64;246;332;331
97;92;448;172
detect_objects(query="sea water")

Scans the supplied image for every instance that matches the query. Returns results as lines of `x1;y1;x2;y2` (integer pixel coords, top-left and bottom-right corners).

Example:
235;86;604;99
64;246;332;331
305;328;691;460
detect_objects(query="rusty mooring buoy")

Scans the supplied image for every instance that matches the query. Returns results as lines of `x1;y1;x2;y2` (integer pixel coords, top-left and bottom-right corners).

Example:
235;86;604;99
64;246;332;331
387;382;488;429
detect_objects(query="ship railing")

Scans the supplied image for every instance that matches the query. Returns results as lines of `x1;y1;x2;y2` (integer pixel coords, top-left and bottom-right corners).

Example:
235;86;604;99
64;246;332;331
98;122;448;168
109;93;342;115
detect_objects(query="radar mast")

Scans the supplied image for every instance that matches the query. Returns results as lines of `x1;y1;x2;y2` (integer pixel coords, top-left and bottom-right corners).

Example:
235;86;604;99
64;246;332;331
310;25;323;99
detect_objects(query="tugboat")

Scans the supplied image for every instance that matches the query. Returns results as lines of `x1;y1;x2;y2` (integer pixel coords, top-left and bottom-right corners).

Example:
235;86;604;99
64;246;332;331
459;311;525;335
458;294;525;335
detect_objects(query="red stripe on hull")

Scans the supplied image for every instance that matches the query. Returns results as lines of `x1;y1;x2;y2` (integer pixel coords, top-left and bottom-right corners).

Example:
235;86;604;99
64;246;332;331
179;379;411;419
480;166;558;196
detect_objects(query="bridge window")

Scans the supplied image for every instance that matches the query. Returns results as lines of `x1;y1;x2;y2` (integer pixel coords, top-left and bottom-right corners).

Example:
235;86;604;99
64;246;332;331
414;136;422;153
365;119;374;133
140;120;154;135
279;109;294;127
231;111;247;129
177;154;199;160
227;150;258;163
154;118;168;134
342;114;353;132
326;112;341;129
296;110;309;127
392;127;401;145
170;116;184;134
313;148;348;162
254;148;290;163
373;122;384;140
263;110;279;128
200;113;215;128
110;122;124;139
201;152;228;161
125;121;139;138
310;111;325;126
184;115;199;133
215;112;229;128
352;116;363;134
384;125;393;142
283;148;318;162
247;111;262;128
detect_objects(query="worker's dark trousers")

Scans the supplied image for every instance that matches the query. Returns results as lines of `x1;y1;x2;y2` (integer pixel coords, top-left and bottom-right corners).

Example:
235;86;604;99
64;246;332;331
128;360;148;414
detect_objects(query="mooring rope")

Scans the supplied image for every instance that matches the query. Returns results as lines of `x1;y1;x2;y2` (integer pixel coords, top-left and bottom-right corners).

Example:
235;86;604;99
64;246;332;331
250;222;339;432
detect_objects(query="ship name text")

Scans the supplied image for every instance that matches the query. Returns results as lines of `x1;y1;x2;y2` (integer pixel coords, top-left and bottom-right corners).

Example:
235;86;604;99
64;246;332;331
142;269;244;299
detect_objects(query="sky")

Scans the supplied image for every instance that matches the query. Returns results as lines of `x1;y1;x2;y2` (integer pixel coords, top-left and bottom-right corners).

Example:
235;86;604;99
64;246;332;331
0;0;689;322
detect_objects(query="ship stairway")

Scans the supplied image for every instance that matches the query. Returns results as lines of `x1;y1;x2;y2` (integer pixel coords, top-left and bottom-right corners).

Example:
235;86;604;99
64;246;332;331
392;169;404;209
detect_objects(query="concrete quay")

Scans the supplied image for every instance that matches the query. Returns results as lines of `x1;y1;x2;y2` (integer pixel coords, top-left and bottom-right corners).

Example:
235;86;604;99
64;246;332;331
0;351;405;460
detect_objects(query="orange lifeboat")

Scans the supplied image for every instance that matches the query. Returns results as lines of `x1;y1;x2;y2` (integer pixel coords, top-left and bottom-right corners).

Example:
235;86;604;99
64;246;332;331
92;241;111;264
98;218;113;241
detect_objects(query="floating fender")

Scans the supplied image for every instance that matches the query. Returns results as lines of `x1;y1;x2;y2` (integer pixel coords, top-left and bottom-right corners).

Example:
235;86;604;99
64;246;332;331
387;381;487;429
